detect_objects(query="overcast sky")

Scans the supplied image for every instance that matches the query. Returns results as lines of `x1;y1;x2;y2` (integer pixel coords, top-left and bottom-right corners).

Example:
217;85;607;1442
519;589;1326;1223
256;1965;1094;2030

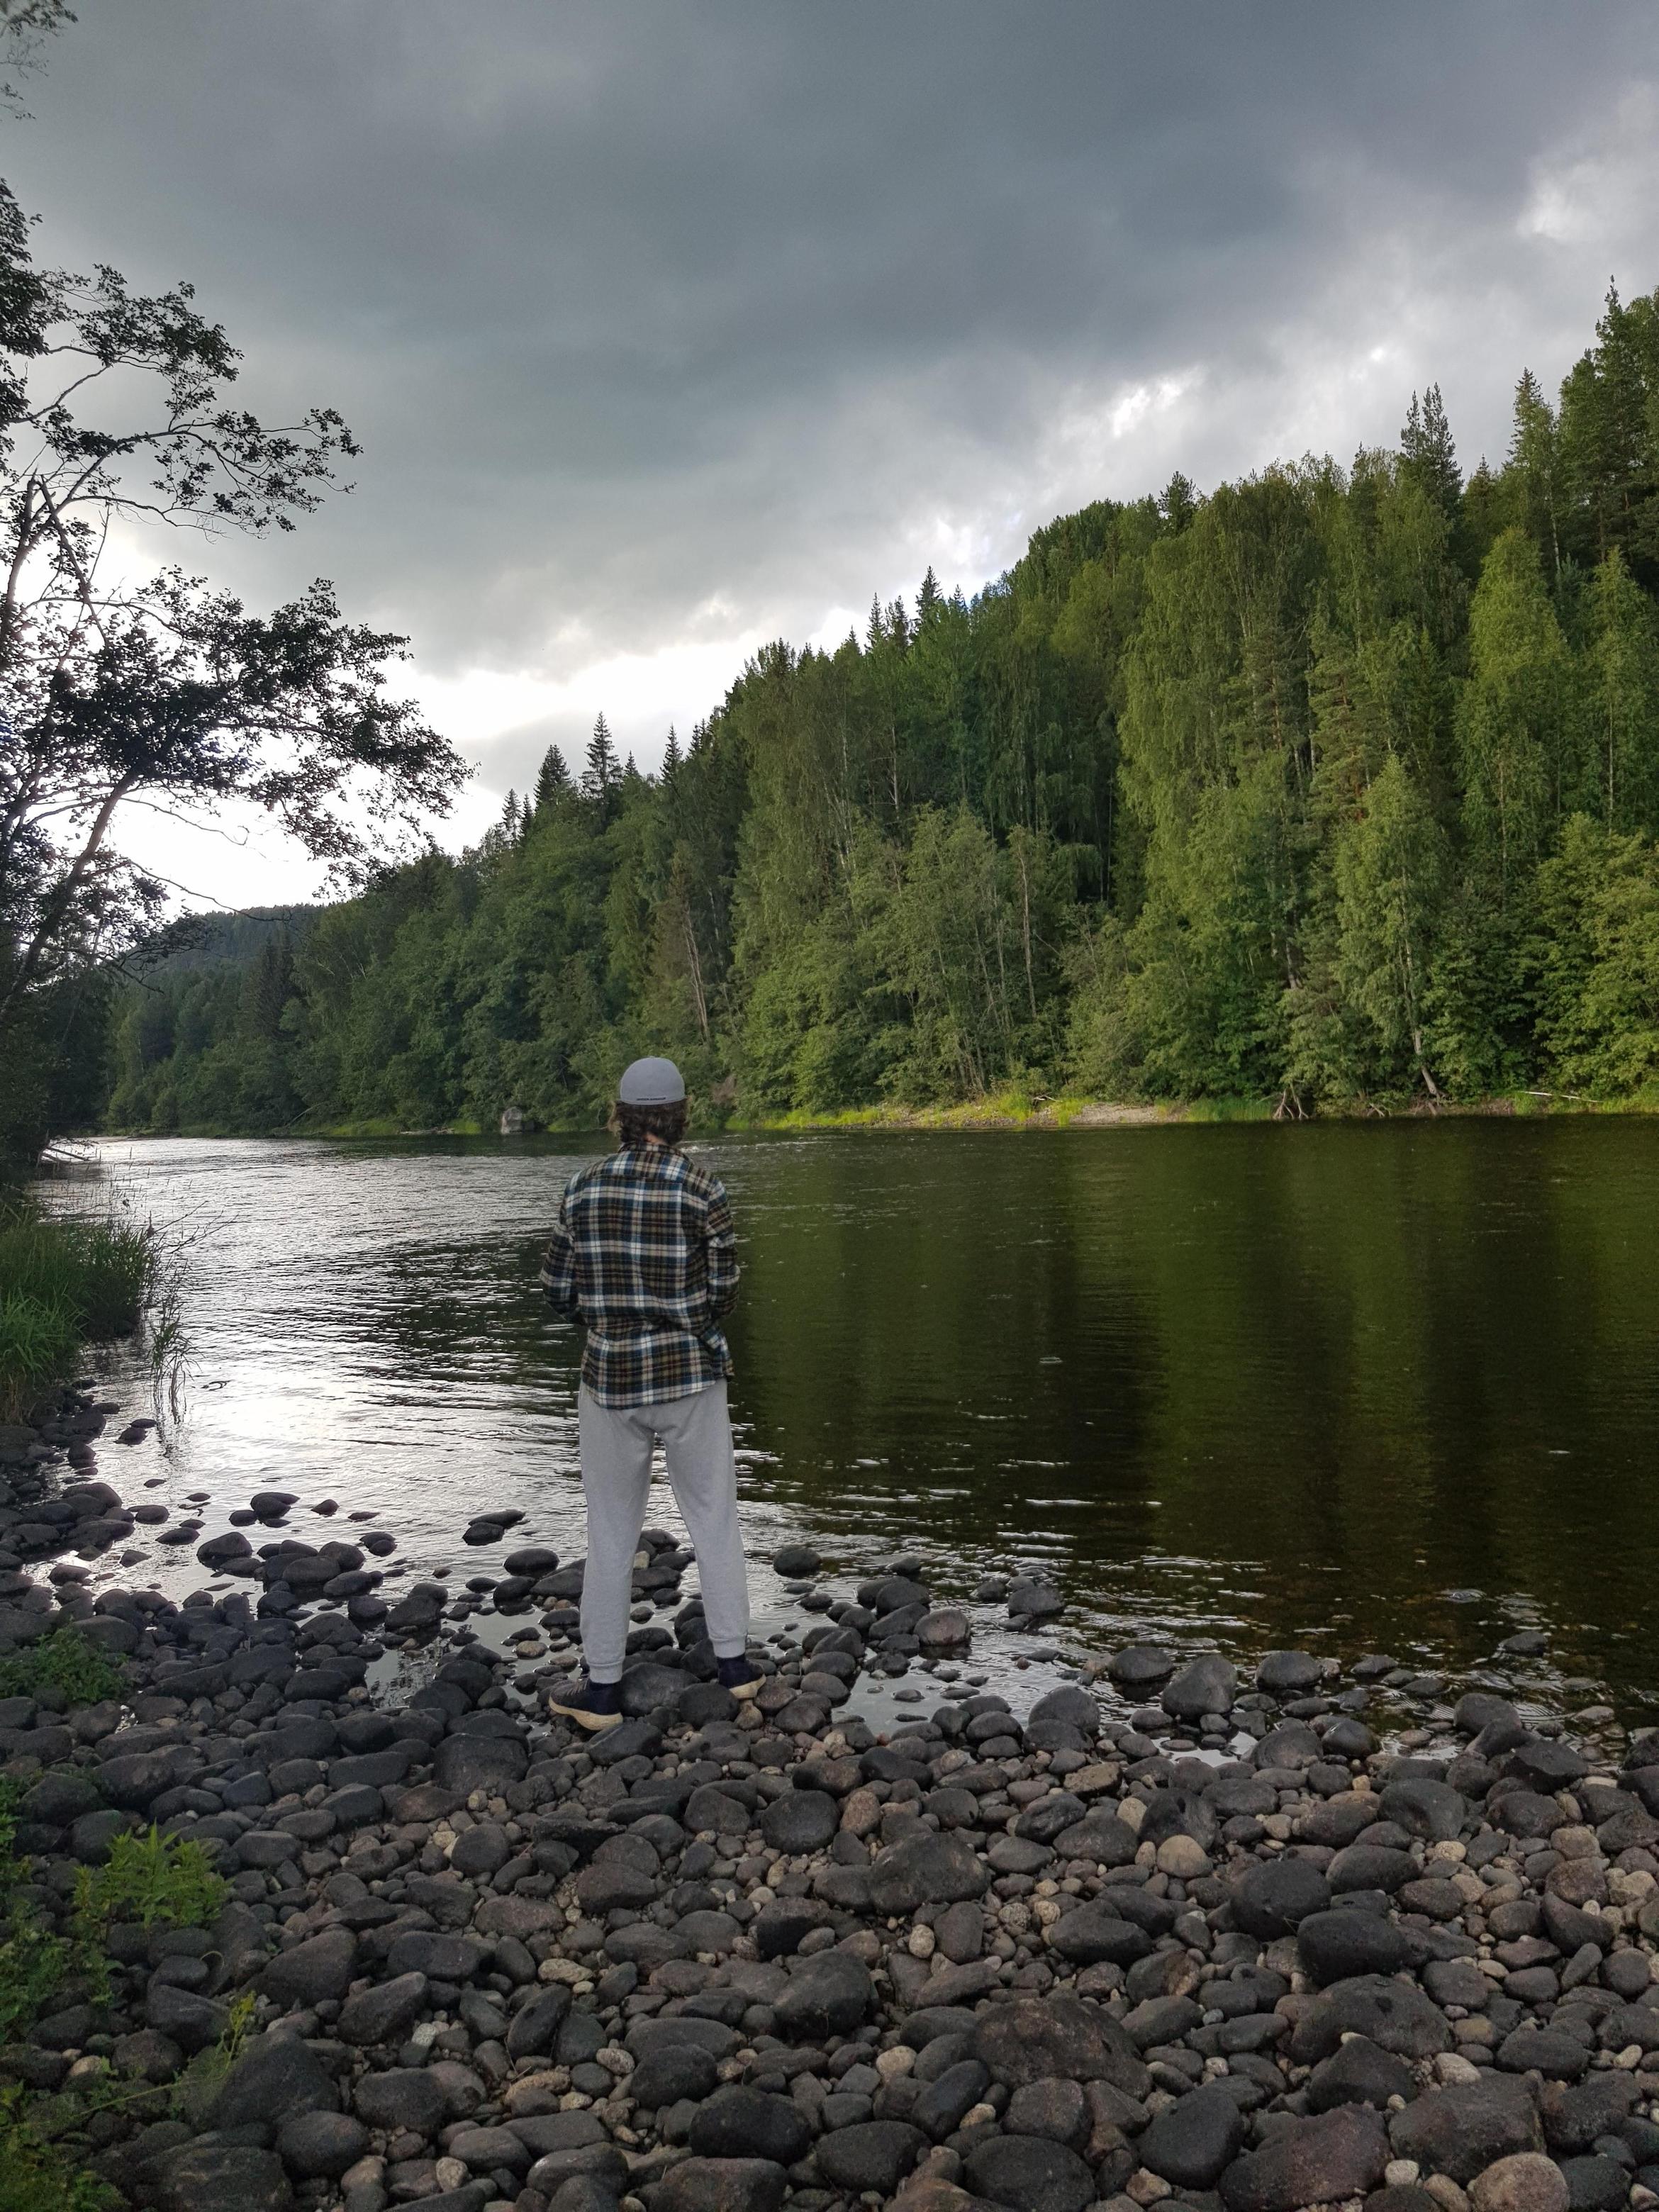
11;2;1659;908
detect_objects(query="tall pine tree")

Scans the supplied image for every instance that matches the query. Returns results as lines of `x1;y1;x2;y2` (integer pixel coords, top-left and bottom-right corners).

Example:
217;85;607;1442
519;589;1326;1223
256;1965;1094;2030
583;714;622;820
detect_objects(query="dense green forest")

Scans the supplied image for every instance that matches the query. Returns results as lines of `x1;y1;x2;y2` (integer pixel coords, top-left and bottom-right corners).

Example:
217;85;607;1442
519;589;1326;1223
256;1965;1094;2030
103;286;1659;1133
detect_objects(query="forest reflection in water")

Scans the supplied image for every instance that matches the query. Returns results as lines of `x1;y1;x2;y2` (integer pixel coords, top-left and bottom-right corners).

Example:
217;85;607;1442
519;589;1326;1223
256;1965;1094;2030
59;1119;1659;1717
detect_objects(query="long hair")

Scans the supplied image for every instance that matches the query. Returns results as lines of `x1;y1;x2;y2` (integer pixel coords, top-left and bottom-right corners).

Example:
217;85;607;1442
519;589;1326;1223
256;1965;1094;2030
611;1097;688;1148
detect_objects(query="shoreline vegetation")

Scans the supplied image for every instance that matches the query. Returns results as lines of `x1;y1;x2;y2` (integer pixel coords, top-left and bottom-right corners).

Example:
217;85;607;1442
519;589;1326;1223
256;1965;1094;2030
0;1202;157;1425
86;1080;1659;1146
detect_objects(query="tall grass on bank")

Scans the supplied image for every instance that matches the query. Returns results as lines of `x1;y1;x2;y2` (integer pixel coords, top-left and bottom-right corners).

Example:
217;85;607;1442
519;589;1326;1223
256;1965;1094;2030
0;1205;156;1421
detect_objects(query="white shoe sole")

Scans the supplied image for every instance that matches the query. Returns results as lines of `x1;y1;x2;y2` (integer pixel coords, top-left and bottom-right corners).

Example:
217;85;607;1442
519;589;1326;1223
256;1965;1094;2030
547;1696;622;1732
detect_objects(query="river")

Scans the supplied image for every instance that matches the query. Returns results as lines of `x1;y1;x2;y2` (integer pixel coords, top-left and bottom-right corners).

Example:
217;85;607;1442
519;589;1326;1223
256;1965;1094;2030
45;1121;1659;1722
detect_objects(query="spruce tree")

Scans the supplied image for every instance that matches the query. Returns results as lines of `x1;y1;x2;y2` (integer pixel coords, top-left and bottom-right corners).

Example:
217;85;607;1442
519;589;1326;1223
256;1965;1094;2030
1508;368;1560;579
583;713;622;817
532;742;572;816
662;725;682;781
916;566;942;625
1400;384;1461;518
1585;549;1659;832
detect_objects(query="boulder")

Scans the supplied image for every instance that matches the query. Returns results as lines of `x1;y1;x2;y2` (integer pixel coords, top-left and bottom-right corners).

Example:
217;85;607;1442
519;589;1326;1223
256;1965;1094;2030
1106;1646;1175;1689
336;1971;428;2047
196;1530;253;1567
1297;1908;1414;1984
630;2041;721;2108
759;1789;839;1854
205;2033;339;2130
1049;1809;1139;1865
259;1928;356;2009
1290;1976;1453;2066
1219;2104;1390;2212
1306;2034;1417;2113
1163;1653;1237;1720
1231;1855;1332;1938
654;2159;788;2212
962;2133;1095;2212
155;2142;294;2212
772;1544;821;1580
354;2067;448;2133
1467;2154;1570;2212
432;1731;527;1793
1136;2079;1248;2186
1379;1777;1466;1842
1027;1685;1100;1735
816;2123;928;2196
972;1995;1150;2096
869;1828;990;1915
688;2086;812;2167
774;1949;874;2040
274;2111;370;2181
1256;1650;1324;1695
1390;2074;1543;2184
1044;1901;1154;1967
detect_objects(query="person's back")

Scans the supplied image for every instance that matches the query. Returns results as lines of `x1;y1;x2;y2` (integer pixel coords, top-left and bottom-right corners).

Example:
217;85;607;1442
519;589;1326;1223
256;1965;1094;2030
551;1141;737;1408
540;1056;756;1728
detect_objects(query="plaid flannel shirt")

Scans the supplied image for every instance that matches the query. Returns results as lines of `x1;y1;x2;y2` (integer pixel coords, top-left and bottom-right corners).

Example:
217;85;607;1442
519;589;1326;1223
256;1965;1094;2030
540;1143;740;1407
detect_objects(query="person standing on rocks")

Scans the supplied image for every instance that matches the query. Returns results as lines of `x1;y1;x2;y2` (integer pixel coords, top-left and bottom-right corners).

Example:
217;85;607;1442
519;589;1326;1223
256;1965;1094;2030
539;1055;759;1730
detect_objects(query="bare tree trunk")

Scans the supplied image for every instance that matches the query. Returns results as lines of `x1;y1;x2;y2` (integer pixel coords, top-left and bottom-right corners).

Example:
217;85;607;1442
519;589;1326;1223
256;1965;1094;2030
1017;838;1037;1020
0;771;138;1028
678;886;710;1043
0;478;37;663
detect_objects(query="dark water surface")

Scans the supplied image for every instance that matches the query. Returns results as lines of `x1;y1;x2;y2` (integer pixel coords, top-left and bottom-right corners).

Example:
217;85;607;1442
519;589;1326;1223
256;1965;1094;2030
52;1123;1659;1716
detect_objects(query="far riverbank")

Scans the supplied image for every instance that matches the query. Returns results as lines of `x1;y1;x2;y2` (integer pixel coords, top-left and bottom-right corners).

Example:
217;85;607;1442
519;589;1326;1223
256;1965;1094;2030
89;1084;1659;1145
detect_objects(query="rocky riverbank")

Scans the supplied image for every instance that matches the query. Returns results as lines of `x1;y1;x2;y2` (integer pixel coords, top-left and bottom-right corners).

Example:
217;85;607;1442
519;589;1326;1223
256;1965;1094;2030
3;1393;1659;2212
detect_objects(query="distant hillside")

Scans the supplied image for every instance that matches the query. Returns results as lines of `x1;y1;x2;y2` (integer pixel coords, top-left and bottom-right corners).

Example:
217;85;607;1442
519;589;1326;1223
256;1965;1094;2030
97;283;1659;1134
134;906;319;981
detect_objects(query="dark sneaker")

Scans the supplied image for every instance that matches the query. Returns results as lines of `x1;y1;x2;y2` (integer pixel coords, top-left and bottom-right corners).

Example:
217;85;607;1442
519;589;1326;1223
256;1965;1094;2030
547;1677;623;1732
717;1656;762;1702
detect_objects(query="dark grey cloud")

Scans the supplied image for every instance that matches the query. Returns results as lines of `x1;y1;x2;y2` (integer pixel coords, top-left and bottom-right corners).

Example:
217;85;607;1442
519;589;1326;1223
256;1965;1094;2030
8;1;1659;865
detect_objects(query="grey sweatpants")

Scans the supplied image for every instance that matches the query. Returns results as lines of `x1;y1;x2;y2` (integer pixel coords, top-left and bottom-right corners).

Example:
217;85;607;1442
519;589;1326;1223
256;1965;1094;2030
576;1380;750;1680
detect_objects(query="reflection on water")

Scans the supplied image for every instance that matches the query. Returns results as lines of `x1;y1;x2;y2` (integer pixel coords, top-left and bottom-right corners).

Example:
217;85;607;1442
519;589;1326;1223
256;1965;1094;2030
48;1122;1659;1716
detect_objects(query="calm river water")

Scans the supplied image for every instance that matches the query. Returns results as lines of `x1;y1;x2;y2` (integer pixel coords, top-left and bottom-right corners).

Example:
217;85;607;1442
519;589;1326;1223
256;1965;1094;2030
48;1123;1659;1717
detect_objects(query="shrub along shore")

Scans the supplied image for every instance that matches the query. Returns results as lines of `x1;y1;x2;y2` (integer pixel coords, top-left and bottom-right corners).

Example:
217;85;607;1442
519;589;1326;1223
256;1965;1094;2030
1;1395;1658;2212
0;1204;154;1425
101;1082;1659;1147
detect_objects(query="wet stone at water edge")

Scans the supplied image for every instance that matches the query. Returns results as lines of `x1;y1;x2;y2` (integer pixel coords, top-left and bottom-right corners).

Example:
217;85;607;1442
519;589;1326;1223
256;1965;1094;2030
3;1385;1659;2212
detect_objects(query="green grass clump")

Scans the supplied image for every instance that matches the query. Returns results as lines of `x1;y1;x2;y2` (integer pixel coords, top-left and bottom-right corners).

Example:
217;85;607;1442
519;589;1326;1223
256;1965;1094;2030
0;1205;156;1420
0;2091;116;2212
0;1911;69;2040
0;1629;125;1707
74;1827;226;1936
0;1780;69;2041
0;1213;155;1341
0;1806;216;2210
0;1292;80;1421
1183;1095;1280;1123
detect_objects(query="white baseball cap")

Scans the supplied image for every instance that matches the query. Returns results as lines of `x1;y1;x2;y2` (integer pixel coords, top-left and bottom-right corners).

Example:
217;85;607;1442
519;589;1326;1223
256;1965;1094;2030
618;1056;686;1105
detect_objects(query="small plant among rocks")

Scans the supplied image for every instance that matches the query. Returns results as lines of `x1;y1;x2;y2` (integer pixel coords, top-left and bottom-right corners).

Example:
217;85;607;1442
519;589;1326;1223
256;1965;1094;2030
0;2091;118;2212
74;1827;227;1935
0;1629;125;1707
0;1779;68;2040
